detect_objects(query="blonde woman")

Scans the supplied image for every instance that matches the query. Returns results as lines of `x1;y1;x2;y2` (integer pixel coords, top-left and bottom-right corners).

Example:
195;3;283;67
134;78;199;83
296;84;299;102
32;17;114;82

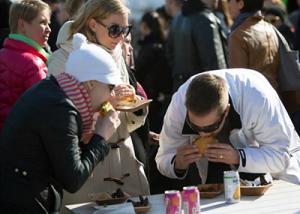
47;0;150;209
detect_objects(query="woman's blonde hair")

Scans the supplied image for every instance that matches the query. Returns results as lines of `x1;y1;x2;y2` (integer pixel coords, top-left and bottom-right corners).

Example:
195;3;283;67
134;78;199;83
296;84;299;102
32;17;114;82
65;0;85;19
9;0;50;34
69;0;130;43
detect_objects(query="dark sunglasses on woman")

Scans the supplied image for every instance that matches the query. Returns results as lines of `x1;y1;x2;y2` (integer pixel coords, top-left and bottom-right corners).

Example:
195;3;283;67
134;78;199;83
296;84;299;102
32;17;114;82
97;20;132;38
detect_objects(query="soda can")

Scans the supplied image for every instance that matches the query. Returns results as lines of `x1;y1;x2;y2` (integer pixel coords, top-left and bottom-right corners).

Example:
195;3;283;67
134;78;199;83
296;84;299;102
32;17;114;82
182;186;201;214
223;170;240;203
164;190;182;214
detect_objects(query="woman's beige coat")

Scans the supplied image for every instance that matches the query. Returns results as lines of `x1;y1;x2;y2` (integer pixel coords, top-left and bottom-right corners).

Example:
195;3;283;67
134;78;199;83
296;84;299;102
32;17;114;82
48;21;149;212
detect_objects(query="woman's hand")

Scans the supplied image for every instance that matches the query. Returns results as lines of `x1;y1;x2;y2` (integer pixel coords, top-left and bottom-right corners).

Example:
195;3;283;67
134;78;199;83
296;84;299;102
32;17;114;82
94;109;120;141
110;84;135;106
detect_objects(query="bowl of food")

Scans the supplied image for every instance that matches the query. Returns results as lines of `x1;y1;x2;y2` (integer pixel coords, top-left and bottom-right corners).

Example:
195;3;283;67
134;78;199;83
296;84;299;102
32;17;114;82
240;183;272;196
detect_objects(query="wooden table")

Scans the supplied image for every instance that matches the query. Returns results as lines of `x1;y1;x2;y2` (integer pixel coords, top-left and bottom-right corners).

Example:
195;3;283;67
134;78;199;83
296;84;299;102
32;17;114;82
66;180;300;214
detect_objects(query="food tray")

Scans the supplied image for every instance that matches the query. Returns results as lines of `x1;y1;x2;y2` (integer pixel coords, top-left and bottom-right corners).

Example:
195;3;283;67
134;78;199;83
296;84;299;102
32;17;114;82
134;205;151;214
90;192;130;205
240;184;272;196
198;184;224;198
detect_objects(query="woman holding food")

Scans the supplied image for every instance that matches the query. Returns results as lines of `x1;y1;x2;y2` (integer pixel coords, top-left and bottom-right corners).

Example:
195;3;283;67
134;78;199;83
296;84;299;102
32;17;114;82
47;0;150;209
0;33;122;213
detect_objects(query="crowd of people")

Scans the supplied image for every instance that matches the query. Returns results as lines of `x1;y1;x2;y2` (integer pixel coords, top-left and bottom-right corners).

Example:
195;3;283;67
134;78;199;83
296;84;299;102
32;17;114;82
0;0;300;213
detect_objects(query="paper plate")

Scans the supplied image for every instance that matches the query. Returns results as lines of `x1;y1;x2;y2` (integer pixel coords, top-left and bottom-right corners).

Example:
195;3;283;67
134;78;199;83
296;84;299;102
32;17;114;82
115;99;152;112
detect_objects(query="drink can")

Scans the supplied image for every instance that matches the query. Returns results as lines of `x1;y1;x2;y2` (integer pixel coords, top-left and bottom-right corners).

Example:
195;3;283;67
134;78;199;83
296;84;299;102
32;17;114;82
164;190;182;214
223;170;240;203
182;186;201;214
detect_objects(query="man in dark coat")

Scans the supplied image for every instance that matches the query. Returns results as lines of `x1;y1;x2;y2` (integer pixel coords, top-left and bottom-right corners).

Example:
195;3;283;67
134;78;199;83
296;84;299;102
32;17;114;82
166;0;227;91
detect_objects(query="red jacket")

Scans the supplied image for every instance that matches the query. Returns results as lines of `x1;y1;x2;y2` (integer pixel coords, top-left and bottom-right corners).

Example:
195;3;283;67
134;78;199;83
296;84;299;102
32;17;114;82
0;38;48;130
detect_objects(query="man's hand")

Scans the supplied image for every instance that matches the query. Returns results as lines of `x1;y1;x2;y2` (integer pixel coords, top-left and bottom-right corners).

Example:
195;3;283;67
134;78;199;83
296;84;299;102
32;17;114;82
149;131;159;145
174;145;200;170
205;143;240;165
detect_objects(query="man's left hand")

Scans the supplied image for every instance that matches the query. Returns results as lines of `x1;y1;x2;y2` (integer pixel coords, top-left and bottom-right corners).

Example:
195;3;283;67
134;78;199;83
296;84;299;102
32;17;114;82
205;143;240;165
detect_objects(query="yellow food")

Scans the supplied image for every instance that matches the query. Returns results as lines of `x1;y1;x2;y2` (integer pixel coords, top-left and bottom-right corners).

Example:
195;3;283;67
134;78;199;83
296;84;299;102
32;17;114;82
192;136;216;157
117;95;136;106
99;101;113;117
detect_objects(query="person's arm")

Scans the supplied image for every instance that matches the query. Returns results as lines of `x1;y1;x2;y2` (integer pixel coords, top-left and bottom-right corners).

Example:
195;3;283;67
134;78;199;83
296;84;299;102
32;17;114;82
23;59;47;89
156;84;197;179
191;13;227;71
228;31;249;68
40;106;110;193
231;75;295;174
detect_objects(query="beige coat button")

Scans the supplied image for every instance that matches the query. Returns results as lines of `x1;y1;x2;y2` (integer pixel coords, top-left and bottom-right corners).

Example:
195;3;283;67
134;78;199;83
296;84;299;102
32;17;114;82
14;168;19;173
22;171;27;176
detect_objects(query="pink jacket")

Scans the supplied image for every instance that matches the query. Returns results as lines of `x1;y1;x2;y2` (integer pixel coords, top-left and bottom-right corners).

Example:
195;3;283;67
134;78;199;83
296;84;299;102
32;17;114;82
0;38;48;130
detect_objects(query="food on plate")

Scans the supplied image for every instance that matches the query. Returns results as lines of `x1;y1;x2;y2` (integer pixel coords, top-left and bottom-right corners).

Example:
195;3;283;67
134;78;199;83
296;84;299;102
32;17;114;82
127;195;149;207
192;136;216;157
99;101;113;117
127;195;150;213
111;188;127;198
240;178;273;196
90;188;130;205
240;184;272;196
117;94;136;106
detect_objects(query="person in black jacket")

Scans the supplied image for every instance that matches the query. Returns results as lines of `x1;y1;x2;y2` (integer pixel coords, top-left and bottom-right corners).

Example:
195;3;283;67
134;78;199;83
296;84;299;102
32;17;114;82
136;11;173;132
166;0;227;92
0;33;122;213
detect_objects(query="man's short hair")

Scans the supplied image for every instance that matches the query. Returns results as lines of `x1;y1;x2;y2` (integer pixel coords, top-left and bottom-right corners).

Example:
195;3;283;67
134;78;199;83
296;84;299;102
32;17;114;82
9;0;51;33
241;0;264;13
185;73;228;115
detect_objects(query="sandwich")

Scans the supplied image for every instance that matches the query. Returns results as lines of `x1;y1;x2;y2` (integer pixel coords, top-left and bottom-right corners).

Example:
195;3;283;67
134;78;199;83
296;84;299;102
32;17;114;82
117;94;136;106
99;101;113;117
192;136;216;157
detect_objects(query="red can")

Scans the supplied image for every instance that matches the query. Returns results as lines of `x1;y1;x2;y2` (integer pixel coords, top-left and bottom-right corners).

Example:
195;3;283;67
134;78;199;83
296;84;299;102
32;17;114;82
182;186;201;214
164;190;182;214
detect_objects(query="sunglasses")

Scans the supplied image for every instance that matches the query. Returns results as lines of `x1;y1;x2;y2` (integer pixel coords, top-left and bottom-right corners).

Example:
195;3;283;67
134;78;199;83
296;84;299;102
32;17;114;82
97;20;132;38
186;111;226;133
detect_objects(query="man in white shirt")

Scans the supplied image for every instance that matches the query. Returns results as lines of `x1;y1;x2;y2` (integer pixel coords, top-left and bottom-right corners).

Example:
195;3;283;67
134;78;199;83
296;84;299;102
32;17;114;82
156;69;300;184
